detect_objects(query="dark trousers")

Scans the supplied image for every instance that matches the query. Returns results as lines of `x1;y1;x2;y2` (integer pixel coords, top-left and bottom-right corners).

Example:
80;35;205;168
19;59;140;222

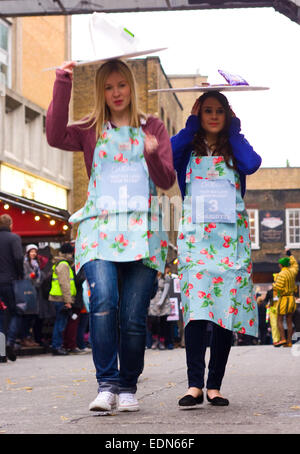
185;320;233;390
0;283;22;346
63;308;81;350
148;315;169;340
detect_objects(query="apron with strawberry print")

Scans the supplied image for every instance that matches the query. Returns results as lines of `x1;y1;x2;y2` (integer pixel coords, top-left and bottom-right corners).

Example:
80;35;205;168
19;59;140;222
69;124;168;274
177;155;258;336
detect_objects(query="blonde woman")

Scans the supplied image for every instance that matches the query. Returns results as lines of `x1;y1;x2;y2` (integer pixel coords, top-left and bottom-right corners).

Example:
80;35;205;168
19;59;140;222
46;59;175;413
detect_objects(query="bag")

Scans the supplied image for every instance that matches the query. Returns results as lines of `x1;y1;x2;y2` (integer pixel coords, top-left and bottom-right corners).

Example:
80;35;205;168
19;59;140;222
13;279;38;315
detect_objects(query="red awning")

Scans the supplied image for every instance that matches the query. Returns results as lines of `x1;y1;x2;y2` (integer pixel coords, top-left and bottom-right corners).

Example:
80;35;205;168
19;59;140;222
0;191;70;238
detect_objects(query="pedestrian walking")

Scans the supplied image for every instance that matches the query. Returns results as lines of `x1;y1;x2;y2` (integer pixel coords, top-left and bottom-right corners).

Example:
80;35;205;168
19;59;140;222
171;89;261;408
46;58;175;413
273;249;299;347
48;242;77;355
0;214;24;361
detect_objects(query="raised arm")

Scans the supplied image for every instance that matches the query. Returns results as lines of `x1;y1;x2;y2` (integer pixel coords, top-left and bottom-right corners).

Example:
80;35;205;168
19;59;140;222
171;115;199;152
46;62;85;151
229;117;262;175
288;255;299;278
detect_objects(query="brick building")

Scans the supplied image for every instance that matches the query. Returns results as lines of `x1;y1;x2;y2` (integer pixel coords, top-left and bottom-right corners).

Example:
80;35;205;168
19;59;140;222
0;16;72;245
168;73;208;128
245;167;300;291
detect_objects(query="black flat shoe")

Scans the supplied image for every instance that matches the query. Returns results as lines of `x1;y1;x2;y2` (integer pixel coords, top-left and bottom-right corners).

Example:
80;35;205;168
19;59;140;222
206;394;229;406
178;393;204;408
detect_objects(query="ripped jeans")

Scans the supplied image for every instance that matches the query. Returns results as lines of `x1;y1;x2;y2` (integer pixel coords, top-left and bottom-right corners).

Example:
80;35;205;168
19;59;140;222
83;259;157;394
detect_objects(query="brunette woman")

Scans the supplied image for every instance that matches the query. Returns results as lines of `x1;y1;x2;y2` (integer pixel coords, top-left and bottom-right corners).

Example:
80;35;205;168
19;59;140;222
171;91;261;408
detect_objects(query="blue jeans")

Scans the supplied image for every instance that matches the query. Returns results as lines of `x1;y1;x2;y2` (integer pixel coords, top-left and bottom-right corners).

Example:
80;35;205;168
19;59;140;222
0;283;22;346
83;259;157;394
51;301;70;349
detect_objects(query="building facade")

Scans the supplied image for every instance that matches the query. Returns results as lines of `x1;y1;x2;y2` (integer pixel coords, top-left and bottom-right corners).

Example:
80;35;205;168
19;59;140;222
245;167;300;293
0;16;72;245
168;72;208;130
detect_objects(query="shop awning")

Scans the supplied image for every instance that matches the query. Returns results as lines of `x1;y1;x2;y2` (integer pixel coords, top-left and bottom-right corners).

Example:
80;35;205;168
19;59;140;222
0;191;70;238
0;1;300;25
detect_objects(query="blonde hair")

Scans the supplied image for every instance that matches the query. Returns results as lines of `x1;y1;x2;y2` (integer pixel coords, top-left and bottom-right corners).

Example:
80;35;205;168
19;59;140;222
80;59;145;139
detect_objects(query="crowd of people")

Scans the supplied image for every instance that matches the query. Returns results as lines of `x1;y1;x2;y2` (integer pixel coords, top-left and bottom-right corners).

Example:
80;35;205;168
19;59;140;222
0;218;92;361
0;215;183;362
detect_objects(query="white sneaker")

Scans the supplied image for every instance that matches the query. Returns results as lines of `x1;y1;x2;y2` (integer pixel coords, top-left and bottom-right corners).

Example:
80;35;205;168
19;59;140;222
89;391;117;412
118;393;140;412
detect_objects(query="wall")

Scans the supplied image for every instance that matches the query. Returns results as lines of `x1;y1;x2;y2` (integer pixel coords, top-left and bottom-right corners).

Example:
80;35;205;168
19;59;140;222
21;16;71;110
0;16;73;205
168;73;208;131
247;167;300;190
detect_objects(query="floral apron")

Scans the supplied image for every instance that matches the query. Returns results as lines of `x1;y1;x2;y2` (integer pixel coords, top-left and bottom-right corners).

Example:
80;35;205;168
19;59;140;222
177;155;258;336
69;125;168;274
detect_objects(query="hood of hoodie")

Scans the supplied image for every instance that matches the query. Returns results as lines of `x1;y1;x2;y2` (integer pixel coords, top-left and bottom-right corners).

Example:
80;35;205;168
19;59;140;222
53;251;74;265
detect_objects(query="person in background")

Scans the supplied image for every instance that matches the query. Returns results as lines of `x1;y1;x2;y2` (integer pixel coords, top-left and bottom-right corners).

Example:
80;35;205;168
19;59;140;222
21;244;42;347
49;242;77;355
46;58;175;413
256;291;269;345
0;214;24;362
171;90;261;408
264;280;280;346
148;267;171;350
34;247;56;347
273;249;299;347
63;265;88;354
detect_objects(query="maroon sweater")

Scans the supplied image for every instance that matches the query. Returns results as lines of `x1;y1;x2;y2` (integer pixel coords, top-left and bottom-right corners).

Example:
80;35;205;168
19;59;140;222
46;69;176;190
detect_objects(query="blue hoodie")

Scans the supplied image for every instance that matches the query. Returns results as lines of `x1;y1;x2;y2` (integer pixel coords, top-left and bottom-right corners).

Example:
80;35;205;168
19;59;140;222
171;115;262;200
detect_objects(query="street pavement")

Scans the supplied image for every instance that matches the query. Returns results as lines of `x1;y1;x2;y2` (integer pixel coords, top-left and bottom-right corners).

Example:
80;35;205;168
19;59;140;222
0;344;300;435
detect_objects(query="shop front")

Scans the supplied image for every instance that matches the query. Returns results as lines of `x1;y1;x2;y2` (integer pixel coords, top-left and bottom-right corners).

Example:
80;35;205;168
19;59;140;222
0;163;71;255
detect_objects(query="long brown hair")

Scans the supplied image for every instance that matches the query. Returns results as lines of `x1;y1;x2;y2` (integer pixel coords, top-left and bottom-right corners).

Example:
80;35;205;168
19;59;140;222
77;59;146;138
192;91;237;169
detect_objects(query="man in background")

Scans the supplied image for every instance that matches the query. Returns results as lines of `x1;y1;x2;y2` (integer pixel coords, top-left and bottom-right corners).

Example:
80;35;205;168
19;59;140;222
273;249;299;347
0;214;24;361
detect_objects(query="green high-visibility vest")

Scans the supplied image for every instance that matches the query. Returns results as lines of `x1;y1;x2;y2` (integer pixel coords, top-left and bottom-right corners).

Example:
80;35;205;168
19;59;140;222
49;260;77;297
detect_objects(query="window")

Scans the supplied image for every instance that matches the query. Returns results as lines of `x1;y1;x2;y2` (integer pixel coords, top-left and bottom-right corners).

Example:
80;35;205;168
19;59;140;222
0;19;11;87
247;209;259;249
286;209;300;248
